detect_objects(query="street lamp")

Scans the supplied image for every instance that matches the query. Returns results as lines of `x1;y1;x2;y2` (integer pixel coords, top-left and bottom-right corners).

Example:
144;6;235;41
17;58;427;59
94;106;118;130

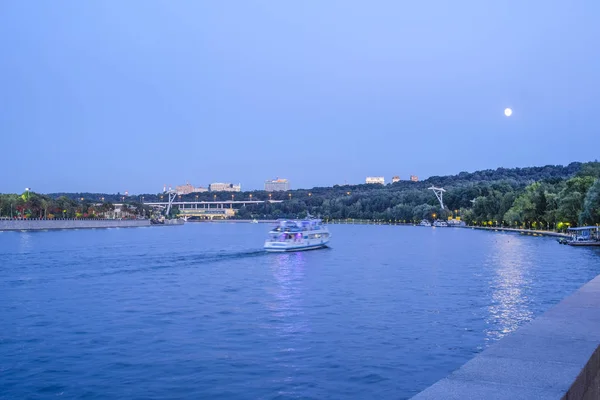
213;194;217;201
288;193;292;199
308;193;312;197
249;194;253;200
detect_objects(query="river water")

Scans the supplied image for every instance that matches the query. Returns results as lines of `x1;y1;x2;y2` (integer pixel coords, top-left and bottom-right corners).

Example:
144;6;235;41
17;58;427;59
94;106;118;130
1;224;599;399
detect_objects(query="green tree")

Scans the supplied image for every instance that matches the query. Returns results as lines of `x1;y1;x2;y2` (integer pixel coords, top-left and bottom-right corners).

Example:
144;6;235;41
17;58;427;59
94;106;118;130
557;176;595;225
580;179;600;225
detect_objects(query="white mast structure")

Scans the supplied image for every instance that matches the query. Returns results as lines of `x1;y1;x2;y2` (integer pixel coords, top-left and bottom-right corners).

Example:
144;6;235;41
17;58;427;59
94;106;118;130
428;186;446;210
164;189;177;217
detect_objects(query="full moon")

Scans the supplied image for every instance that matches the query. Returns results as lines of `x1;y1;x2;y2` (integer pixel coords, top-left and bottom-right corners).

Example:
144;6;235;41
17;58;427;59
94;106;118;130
504;108;513;117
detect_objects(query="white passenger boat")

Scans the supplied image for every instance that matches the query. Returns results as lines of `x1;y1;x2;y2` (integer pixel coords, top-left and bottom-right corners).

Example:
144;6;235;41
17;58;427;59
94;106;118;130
264;215;330;252
419;220;432;227
433;220;448;227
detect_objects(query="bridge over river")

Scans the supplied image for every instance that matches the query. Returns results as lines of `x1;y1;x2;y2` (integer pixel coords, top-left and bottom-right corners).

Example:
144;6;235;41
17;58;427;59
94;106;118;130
144;200;283;220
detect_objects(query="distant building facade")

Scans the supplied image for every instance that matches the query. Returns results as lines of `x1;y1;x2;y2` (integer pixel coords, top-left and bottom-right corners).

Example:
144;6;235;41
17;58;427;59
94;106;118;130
176;184;194;195
209;182;241;192
179;207;236;220
175;183;208;195
366;176;385;185
265;178;290;192
410;175;419;182
392;176;400;183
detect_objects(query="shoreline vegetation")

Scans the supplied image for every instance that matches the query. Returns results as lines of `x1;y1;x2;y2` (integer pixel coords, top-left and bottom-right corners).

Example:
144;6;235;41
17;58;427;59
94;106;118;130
2;161;599;231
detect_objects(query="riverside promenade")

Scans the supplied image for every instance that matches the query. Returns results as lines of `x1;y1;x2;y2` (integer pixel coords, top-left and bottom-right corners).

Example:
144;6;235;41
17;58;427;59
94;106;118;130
412;274;600;399
186;219;279;223
0;218;150;231
469;226;571;238
325;220;573;239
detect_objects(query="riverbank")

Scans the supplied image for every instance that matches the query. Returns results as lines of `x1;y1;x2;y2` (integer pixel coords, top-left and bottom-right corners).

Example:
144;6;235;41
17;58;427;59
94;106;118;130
0;219;151;231
470;226;571;238
326;219;413;225
186;219;279;223
187;219;277;224
411;272;600;399
186;219;573;240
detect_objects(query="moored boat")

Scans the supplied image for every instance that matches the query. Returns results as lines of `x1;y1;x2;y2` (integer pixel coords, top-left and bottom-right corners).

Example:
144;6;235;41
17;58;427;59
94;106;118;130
419;220;432;227
151;218;185;226
264;215;330;252
563;226;600;246
447;219;466;227
433;220;448;227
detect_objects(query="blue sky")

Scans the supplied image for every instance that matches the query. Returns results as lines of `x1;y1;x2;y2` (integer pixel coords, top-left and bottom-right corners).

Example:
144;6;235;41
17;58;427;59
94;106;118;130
1;1;599;193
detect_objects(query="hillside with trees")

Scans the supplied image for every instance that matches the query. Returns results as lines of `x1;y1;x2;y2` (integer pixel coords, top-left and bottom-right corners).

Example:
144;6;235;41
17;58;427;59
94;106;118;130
2;161;599;228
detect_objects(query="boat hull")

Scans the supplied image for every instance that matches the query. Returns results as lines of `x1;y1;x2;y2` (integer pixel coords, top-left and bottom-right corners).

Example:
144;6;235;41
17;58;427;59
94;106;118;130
264;240;330;253
567;241;600;247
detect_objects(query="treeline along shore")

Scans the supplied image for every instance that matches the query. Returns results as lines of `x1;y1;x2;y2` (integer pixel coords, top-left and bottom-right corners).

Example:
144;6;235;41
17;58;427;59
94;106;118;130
2;161;599;230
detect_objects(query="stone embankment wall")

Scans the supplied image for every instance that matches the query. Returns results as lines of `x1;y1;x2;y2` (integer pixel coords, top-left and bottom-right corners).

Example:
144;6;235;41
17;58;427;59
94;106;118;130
470;226;570;238
412;274;600;399
187;219;278;223
0;219;150;231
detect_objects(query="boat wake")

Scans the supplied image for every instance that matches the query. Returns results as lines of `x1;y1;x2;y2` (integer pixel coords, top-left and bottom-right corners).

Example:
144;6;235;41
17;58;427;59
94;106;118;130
172;249;268;264
68;249;268;280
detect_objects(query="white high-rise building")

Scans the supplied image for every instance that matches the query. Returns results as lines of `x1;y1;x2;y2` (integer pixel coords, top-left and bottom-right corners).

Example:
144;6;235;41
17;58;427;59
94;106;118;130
264;178;290;192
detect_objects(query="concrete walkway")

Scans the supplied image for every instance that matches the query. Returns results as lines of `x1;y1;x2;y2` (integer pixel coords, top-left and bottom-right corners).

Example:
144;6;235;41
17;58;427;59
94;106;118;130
412;274;600;399
470;226;570;238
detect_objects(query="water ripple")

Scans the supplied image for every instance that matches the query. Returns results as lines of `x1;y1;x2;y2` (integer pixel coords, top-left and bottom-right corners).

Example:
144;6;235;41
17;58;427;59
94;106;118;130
0;225;598;399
